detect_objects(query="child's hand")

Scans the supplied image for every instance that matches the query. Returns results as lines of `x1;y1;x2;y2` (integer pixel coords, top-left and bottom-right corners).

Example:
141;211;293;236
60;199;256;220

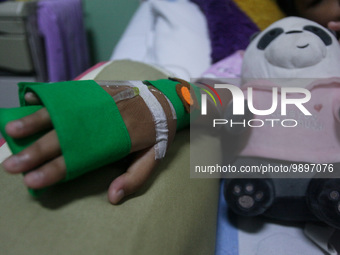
2;85;176;204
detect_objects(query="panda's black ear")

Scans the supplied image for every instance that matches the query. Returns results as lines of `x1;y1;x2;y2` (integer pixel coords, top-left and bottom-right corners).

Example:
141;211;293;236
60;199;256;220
250;31;261;42
304;25;332;45
257;27;284;50
327;28;339;39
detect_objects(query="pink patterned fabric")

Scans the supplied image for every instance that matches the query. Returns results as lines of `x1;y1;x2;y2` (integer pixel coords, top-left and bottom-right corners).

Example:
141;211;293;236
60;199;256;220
239;78;340;163
0;138;5;147
73;62;107;81
202;50;244;78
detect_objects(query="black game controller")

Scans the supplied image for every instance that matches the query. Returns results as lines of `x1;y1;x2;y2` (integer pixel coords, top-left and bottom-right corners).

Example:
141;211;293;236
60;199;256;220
222;101;340;229
224;174;340;229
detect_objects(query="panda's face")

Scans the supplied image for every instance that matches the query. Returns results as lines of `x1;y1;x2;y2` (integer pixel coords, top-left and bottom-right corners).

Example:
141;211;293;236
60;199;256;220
259;24;332;69
242;17;340;79
258;25;332;51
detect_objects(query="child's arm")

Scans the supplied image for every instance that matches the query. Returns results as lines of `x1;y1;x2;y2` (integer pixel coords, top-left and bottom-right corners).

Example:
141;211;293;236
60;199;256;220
2;83;177;204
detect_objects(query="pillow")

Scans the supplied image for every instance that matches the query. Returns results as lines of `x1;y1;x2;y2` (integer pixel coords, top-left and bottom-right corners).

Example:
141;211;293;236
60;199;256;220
152;0;211;79
190;0;284;63
111;0;211;79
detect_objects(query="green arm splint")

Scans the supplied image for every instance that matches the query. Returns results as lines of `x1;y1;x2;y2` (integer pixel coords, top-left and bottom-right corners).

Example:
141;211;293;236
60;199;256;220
145;79;201;131
0;80;131;196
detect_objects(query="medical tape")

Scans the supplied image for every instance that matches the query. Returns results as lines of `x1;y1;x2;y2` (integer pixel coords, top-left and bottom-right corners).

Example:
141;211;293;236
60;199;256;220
148;86;177;121
96;80;169;159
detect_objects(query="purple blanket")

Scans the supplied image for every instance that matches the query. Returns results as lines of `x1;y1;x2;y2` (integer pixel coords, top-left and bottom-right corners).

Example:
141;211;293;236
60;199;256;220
191;0;259;63
38;0;90;82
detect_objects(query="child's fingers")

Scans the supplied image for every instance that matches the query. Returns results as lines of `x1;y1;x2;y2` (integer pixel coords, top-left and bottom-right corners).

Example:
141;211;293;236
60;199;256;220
24;92;42;105
328;21;340;31
23;156;66;189
5;108;53;139
2;130;61;174
107;147;158;204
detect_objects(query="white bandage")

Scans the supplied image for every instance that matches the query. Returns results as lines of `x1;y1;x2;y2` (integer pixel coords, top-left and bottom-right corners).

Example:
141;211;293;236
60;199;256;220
96;80;170;159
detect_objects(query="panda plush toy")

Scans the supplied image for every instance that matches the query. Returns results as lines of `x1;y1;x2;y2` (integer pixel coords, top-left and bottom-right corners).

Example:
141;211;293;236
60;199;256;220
223;17;340;230
241;16;340;78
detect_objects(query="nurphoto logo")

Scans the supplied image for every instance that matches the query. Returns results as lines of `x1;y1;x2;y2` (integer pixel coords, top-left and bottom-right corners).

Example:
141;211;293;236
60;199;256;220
200;84;312;128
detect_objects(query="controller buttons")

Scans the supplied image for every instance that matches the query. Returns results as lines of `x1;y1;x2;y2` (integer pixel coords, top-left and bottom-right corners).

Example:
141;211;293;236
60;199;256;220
233;185;242;195
238;195;255;209
255;191;264;201
224;179;274;216
307;178;340;229
245;184;254;194
329;190;340;201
